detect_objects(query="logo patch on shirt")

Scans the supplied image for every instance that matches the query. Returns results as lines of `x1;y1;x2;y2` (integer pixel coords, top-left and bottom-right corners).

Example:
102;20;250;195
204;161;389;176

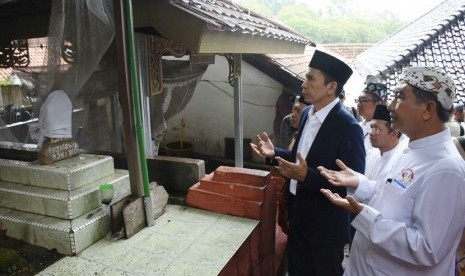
400;168;414;183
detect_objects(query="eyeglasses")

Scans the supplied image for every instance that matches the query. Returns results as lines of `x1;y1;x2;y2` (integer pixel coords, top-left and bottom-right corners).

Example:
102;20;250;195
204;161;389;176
355;98;376;104
369;127;390;135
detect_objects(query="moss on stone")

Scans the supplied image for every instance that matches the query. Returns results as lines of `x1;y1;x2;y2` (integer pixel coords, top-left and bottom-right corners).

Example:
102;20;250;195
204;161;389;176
0;247;35;276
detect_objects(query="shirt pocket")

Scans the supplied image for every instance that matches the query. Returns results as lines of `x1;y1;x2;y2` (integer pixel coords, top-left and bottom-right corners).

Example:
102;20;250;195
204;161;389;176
378;178;407;202
375;178;415;219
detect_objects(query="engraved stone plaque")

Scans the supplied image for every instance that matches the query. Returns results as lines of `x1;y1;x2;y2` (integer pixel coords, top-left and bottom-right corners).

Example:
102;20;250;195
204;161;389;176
38;137;80;165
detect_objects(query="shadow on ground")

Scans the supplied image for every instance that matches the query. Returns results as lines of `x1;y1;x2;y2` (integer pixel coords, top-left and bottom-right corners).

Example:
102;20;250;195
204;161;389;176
0;235;64;275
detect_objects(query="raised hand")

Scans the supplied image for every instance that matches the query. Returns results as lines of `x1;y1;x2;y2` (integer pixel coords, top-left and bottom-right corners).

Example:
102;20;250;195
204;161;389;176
275;152;307;181
320;189;364;215
317;159;359;188
250;132;275;158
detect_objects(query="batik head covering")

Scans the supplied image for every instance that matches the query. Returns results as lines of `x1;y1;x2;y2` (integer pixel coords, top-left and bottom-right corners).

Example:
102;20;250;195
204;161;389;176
363;75;388;103
399;67;456;110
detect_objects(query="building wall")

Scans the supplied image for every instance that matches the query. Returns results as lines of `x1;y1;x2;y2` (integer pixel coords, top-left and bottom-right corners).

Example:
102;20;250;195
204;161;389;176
161;55;284;158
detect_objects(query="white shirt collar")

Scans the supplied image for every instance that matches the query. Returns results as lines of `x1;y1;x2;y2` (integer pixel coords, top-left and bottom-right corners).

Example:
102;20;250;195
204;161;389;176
309;97;340;123
408;129;451;149
380;145;396;158
362;119;372;126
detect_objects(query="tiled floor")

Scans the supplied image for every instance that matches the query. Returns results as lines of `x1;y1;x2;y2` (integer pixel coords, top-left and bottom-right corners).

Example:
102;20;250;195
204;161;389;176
38;205;258;276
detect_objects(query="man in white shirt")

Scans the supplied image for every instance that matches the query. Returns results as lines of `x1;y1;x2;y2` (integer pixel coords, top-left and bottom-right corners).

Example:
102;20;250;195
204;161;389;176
346;104;407;203
364;104;401;180
319;66;465;275
449;102;465;136
356;77;388;151
454;103;465;126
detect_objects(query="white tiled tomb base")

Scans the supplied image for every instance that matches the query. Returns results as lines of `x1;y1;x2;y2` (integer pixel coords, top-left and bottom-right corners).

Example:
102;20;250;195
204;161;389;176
0;169;130;219
38;205;259;276
0;154;124;256
0;206;110;255
0;154;115;190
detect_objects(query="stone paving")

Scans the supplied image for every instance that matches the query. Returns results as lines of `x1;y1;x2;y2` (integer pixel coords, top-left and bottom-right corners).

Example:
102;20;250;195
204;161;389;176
38;205;258;276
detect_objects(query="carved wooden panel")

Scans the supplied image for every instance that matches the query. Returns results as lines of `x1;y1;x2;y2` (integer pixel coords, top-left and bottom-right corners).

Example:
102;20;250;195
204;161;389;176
224;54;242;86
148;36;186;96
0;39;30;69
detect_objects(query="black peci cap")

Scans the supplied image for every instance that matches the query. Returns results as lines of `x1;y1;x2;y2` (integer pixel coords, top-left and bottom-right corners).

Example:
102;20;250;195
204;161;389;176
309;50;353;86
372;104;391;122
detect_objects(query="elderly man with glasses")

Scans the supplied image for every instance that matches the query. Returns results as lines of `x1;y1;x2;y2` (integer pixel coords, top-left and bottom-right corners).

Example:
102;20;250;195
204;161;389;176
356;77;388;151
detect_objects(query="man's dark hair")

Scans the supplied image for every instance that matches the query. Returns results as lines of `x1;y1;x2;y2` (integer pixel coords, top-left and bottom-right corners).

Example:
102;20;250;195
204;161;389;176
456;105;464;113
412;86;451;123
383;121;402;139
320;71;344;97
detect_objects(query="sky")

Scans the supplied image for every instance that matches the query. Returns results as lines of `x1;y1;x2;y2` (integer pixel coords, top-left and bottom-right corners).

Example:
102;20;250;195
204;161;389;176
305;0;448;103
298;0;446;21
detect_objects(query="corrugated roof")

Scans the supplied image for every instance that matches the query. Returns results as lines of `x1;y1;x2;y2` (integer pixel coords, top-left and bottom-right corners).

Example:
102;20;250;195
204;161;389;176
323;44;373;62
354;0;465;103
263;46;316;81
170;0;314;46
265;45;361;81
250;46;366;104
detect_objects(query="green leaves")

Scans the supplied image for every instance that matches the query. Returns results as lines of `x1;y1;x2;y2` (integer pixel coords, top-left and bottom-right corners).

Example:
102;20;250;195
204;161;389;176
235;0;406;43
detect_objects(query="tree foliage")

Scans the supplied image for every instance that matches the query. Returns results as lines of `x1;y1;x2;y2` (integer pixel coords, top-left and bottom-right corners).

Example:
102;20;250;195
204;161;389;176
235;0;406;43
237;0;296;16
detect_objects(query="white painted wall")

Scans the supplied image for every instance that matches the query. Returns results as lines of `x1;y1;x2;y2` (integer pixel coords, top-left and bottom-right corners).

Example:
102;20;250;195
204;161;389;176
162;55;283;157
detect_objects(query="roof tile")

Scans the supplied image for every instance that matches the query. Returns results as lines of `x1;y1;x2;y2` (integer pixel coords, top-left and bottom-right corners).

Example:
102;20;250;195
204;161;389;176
354;0;465;103
170;0;314;45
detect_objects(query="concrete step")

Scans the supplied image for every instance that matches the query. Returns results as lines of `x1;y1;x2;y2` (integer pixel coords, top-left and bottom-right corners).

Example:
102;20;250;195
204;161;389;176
212;166;269;186
0;169;130;219
187;183;262;219
0;154;115;190
198;173;266;202
186;166;277;275
0;206;110;255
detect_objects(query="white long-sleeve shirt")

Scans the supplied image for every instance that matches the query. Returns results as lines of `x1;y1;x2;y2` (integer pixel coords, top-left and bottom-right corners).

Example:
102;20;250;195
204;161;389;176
345;129;465;276
350;137;409;203
365;147;395;181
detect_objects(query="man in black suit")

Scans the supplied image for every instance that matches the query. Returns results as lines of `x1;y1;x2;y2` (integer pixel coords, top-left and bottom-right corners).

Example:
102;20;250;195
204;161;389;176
251;50;365;275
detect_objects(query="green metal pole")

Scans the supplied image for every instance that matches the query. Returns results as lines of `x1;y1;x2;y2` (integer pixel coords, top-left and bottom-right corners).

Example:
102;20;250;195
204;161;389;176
125;0;150;198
